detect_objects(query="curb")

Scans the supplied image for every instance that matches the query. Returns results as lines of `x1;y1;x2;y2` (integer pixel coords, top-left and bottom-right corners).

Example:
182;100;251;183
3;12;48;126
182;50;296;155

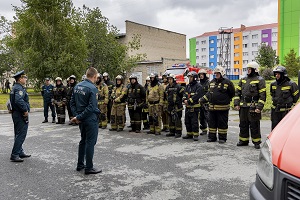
0;108;43;114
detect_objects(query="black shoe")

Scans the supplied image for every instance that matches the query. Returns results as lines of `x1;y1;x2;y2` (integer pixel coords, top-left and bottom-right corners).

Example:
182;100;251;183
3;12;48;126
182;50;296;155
162;128;169;132
182;135;193;139
109;129;117;131
52;118;55;123
218;140;226;144
76;165;86;171
129;129;135;132
135;130;141;133
143;126;150;130
101;126;107;129
42;119;48;123
166;133;175;137
10;157;24;162
117;128;123;132
68;121;73;125
146;131;154;134
175;134;182;138
85;168;102;175
254;144;261;149
200;132;207;136
237;141;249;146
207;139;217;142
19;154;31;158
193;136;199;141
155;132;161;135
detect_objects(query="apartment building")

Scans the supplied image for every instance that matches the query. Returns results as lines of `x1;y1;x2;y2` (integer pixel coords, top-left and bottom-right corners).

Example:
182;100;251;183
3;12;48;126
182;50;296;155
190;23;278;75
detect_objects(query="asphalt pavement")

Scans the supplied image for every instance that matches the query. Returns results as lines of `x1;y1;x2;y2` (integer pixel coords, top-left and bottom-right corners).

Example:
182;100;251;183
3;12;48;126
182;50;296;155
0;110;271;200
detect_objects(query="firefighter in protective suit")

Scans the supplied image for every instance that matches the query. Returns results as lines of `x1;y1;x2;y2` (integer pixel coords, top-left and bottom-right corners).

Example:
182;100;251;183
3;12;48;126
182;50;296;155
103;72;115;123
200;66;235;143
127;74;146;133
183;71;203;141
109;75;127;132
52;77;67;124
198;69;210;135
66;75;77;125
234;62;266;149
96;73;109;129
147;73;164;135
161;72;169;132
165;74;185;138
270;66;299;130
142;76;150;130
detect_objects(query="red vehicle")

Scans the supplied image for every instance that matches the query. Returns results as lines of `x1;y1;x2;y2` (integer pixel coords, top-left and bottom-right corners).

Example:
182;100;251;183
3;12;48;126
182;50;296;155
165;64;201;86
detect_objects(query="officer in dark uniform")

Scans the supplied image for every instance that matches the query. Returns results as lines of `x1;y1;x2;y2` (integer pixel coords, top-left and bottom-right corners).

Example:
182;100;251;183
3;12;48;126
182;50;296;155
66;75;77;125
183;71;203;141
270;66;299;130
41;78;56;123
103;72;115;123
165;74;185;138
70;67;102;175
234;62;266;149
52;77;67;124
10;70;31;162
142;76;150;130
200;66;235;143
198;69;210;135
127;74;146;133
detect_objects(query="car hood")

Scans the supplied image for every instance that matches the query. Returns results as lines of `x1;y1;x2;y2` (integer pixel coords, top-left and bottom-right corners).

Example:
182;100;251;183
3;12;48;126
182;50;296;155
269;103;300;178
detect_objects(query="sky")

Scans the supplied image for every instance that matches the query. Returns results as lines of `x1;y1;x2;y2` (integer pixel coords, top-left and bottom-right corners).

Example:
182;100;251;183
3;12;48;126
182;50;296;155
1;0;278;57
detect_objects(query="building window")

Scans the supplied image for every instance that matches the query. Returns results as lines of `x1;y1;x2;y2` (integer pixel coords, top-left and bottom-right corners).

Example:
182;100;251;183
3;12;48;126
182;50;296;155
201;48;206;52
210;55;215;59
202;63;207;67
272;41;277;46
243;35;248;40
201;55;206;60
201;40;206;44
272;32;278;37
262;33;268;38
196;56;199;59
234;53;240;57
196;49;199;52
234;45;239;49
252;34;258;39
243;44;248;48
243;52;249;56
210;47;215;51
252;51;258;56
210;40;215;44
234;37;240;41
243;60;249;64
210;62;214;66
217;39;221;43
261;42;269;46
196;41;199;45
234;61;240;64
252;43;258;47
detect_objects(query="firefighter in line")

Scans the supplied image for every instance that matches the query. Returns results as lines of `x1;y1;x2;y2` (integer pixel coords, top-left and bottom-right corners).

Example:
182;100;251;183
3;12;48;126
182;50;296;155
198;69;210;135
96;73;109;129
41;78;56;123
66;75;77;125
127;74;146;133
165;74;185;138
183;71;203;141
270;66;299;130
161;72;169;132
147;73;164;135
109;75;127;132
52;77;67;124
103;72;115;123
141;76;151;130
200;66;235;143
234;62;266;149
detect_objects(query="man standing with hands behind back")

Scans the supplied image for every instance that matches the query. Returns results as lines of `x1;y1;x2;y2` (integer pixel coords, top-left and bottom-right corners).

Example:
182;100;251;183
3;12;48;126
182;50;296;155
70;67;102;175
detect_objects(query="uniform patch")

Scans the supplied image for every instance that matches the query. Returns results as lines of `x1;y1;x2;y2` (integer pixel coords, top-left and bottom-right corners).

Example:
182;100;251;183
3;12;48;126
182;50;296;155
19;91;23;96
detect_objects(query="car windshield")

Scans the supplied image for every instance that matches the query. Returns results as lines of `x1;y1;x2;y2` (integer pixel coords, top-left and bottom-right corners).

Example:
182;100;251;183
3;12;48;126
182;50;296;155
166;68;185;75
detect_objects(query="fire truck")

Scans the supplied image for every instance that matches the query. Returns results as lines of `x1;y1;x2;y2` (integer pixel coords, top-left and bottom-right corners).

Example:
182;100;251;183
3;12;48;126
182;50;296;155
164;63;211;86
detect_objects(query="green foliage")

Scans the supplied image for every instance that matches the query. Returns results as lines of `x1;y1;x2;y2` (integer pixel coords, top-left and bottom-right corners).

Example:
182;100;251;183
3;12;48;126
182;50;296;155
255;44;277;68
260;67;274;80
283;48;300;77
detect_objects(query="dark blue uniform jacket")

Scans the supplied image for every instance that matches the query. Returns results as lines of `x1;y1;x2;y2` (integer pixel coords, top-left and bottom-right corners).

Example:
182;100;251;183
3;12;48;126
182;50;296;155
10;83;30;113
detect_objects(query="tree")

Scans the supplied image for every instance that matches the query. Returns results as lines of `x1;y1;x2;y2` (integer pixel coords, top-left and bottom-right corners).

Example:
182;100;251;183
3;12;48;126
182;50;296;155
283;49;300;77
255;43;277;68
10;0;88;88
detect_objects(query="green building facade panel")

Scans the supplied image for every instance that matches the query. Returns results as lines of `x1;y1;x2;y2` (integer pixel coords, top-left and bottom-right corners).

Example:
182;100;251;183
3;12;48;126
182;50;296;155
189;38;196;65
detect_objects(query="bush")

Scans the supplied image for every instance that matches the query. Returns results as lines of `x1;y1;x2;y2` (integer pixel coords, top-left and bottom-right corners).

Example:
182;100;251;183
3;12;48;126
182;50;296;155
261;68;274;80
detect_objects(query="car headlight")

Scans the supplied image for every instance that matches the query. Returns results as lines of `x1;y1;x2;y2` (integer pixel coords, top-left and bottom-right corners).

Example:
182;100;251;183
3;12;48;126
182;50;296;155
257;139;274;190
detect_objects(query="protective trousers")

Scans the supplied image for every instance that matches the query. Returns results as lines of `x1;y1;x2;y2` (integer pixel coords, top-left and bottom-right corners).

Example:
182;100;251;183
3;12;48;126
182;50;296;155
238;107;261;144
199;106;208;134
78;120;98;170
107;100;113;122
185;108;200;136
161;103;169;130
98;103;107;128
43;101;55;119
168;111;182;136
110;103;126;130
56;103;66;124
208;110;229;141
11;111;28;158
66;101;73;120
128;107;143;131
142;107;149;129
271;109;290;130
148;103;161;133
